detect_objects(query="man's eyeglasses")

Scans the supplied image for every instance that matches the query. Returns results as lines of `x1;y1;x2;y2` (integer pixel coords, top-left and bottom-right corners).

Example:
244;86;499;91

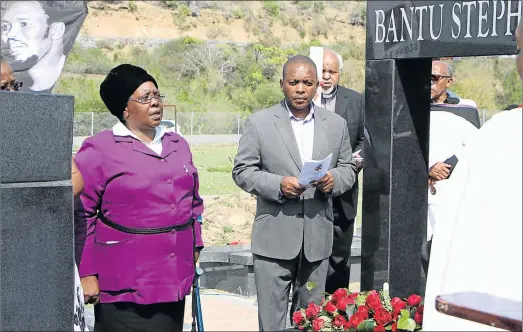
128;93;165;104
431;74;451;82
0;80;23;92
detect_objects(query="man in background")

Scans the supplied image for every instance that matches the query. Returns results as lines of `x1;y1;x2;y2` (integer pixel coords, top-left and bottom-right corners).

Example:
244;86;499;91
431;60;477;107
1;56;22;91
1;1;68;92
319;49;364;293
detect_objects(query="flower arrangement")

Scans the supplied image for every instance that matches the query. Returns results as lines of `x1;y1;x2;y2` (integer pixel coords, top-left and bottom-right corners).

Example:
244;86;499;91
292;283;423;331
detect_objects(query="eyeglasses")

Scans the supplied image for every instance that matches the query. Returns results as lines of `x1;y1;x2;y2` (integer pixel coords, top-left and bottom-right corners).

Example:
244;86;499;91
128;93;165;104
0;80;23;92
431;74;451;82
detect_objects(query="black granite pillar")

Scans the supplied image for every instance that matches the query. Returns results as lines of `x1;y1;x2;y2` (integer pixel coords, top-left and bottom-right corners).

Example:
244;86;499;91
361;59;431;297
0;92;75;331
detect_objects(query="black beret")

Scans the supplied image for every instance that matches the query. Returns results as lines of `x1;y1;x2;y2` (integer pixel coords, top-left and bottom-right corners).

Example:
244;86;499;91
99;64;158;119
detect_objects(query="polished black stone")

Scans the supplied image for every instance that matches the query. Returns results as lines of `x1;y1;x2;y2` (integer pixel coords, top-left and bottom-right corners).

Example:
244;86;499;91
366;0;521;59
362;59;431;297
0;91;74;183
0;185;74;331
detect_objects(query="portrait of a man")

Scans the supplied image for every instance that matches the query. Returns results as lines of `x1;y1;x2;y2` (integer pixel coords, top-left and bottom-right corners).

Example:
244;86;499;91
0;0;87;93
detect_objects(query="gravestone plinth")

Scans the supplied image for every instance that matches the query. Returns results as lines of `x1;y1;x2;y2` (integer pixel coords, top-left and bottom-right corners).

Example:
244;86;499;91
362;0;521;298
0;91;75;331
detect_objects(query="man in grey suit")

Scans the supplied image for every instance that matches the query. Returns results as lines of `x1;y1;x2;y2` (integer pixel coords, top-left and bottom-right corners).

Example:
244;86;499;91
319;49;365;293
232;55;357;331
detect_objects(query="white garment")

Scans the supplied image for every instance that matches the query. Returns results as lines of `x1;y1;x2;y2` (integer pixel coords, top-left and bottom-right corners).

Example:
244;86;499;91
284;102;315;165
74;264;86;331
457;98;478;108
424;108;523;331
427;111;478;239
112;122;166;155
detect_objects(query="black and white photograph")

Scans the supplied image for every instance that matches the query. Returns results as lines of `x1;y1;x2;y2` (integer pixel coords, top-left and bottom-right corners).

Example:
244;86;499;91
0;0;87;93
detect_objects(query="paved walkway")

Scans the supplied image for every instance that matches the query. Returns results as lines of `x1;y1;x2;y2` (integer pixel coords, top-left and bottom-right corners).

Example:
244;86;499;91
86;283;360;331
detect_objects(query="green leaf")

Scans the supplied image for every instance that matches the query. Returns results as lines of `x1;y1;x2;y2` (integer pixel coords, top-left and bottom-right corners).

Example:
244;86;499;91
397;311;416;332
306;281;317;292
357;319;376;331
399;309;411;319
355;293;368;307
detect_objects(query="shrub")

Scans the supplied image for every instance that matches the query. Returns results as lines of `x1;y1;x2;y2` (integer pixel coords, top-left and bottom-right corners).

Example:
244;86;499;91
263;1;280;17
128;0;137;13
177;4;191;17
232;8;244;19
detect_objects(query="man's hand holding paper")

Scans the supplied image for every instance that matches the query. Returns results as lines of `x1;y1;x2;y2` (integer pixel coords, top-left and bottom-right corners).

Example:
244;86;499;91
311;171;334;193
298;153;333;186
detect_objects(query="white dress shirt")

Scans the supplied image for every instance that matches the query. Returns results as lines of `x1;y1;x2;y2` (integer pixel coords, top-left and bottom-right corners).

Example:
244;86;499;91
285;102;315;165
112;122;166;155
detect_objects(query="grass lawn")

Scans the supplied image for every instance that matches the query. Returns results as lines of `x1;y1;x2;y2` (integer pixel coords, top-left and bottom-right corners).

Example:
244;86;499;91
191;143;363;229
191;144;241;196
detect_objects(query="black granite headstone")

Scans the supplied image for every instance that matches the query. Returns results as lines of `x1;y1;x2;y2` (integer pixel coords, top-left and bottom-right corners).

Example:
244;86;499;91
362;0;521;298
0;91;74;331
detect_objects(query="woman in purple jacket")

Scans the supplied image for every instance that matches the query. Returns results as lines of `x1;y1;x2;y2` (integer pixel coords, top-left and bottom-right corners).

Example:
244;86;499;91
74;64;204;332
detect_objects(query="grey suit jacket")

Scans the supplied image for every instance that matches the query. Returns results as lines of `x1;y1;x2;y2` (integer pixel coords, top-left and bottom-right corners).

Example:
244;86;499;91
232;101;357;262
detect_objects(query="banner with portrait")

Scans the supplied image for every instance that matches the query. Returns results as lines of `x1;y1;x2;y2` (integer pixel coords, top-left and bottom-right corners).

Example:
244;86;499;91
1;1;88;93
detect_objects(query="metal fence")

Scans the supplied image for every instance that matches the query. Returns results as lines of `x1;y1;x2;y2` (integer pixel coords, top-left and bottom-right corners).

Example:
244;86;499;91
73;111;247;137
74;109;493;137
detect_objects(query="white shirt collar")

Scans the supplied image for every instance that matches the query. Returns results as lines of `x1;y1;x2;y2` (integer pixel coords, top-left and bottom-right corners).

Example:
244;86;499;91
285;101;315;121
112;121;166;143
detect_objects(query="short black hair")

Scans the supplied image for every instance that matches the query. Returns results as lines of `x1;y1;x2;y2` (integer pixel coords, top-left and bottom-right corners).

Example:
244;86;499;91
282;55;317;79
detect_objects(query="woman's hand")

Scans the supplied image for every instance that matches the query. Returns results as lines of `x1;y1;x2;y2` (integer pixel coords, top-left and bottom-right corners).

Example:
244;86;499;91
194;249;202;263
72;159;84;198
81;275;100;304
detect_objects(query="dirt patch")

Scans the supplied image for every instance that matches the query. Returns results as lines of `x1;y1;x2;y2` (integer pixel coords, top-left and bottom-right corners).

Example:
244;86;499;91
201;192;257;246
81;1;365;45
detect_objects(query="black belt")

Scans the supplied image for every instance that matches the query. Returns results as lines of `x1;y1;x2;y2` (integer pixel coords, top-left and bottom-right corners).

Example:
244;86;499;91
97;212;194;235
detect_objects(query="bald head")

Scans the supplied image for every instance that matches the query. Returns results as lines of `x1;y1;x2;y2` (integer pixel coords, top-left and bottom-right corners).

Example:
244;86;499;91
1;61;18;91
431;60;454;103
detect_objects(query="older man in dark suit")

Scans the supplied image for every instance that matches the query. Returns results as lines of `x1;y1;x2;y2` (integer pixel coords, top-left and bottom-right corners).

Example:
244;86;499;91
319;49;365;293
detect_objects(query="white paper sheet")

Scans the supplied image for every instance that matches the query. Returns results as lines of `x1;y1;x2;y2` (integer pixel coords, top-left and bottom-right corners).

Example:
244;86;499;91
298;153;333;186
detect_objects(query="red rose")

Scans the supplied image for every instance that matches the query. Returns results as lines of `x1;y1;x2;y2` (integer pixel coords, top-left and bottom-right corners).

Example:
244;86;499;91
298;325;305;330
366;291;383;311
292;311;305;325
414;311;423;325
418;304;424;314
356;305;369;319
407;294;422;307
332;288;348;303
348;292;359;300
392;322;397;332
366;290;380;304
368;298;383;311
348;313;364;329
391;297;406;314
374;307;393;325
374;325;386;332
324;300;337;314
306;303;321;319
312;318;325;332
336;296;355;311
333;315;347;328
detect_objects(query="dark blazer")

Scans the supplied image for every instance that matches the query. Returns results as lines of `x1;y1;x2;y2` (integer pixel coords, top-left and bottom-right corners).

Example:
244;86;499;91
333;85;365;221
